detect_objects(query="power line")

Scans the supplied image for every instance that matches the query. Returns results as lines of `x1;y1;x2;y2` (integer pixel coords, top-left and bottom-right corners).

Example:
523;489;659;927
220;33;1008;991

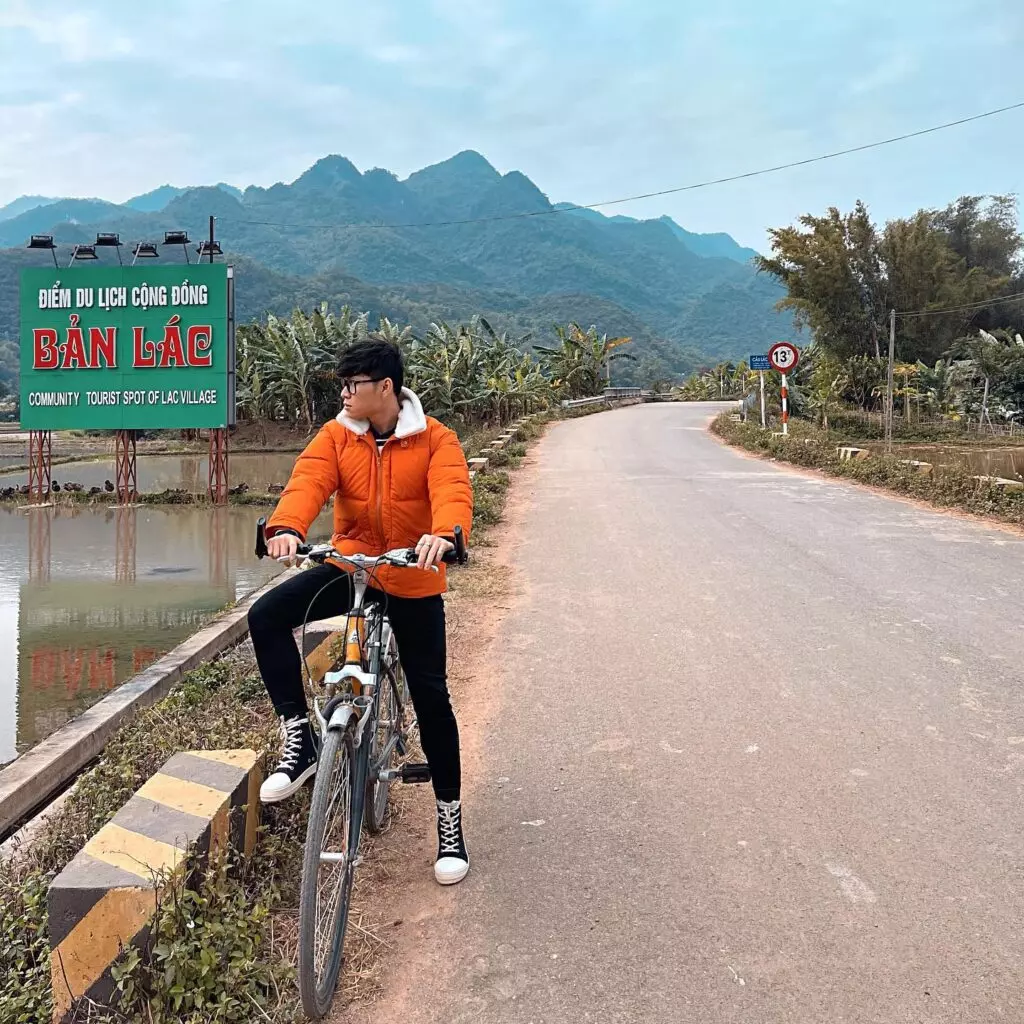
223;100;1024;232
897;289;1024;319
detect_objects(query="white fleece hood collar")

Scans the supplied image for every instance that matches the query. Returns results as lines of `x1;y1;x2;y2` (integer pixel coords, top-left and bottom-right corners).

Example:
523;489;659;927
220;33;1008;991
336;387;427;439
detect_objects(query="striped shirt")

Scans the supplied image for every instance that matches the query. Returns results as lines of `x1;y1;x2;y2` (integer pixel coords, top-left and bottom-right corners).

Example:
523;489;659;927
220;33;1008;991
371;426;395;452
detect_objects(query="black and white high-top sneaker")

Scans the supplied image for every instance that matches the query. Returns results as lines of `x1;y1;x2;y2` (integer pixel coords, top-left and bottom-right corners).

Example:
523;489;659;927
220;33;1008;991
434;799;469;885
260;715;318;803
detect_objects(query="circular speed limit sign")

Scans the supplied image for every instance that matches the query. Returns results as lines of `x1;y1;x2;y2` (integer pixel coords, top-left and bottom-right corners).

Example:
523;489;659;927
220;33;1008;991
768;342;800;372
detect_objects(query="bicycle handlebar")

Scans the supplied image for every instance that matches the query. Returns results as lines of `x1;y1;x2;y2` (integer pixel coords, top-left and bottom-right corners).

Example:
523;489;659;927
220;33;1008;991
255;517;467;568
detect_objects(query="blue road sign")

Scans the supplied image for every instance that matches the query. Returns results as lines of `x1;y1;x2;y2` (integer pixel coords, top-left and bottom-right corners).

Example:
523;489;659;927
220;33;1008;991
750;354;770;371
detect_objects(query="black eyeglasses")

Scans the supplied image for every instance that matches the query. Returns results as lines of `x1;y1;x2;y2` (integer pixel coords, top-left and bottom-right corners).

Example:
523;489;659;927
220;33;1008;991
340;376;383;394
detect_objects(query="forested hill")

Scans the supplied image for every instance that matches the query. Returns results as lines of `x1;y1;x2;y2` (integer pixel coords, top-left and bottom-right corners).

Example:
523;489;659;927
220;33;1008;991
0;151;792;386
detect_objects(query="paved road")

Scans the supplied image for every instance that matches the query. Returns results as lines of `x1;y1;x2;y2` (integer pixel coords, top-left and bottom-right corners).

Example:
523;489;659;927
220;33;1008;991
378;403;1024;1023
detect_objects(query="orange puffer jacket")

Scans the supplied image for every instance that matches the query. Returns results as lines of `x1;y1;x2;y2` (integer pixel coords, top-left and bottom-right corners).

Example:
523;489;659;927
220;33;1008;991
266;389;473;598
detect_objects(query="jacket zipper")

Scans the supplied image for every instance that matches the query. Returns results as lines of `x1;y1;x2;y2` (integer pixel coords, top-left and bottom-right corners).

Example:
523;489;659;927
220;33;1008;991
373;434;389;549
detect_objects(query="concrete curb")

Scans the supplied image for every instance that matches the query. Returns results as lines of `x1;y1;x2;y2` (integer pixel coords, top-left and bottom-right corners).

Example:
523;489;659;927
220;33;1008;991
0;569;295;837
0;777;81;864
48;747;261;1022
973;474;1024;491
837;446;871;461
899;459;934;476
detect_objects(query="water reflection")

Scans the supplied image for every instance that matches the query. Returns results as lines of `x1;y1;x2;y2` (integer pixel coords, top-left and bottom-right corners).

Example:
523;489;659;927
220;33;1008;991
0;504;295;765
0;452;299;494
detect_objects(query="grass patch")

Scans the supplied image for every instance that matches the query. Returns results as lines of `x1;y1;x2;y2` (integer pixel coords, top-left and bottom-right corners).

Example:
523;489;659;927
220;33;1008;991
0;651;304;1023
474;471;510;494
712;414;1024;527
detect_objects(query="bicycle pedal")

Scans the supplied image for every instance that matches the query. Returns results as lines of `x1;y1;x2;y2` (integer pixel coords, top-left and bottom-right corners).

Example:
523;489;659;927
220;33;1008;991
399;762;432;784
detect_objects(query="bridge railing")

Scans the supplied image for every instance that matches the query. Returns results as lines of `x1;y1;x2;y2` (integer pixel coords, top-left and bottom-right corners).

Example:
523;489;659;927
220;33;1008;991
562;387;649;410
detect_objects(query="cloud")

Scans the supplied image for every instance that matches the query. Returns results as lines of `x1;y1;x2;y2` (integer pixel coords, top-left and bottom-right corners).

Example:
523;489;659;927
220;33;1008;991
368;44;423;65
0;2;134;62
0;0;1020;249
847;53;917;97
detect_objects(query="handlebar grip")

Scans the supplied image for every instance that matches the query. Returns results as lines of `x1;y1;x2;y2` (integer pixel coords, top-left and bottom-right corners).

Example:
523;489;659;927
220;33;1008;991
442;525;468;566
255;517;269;559
257;518;310;560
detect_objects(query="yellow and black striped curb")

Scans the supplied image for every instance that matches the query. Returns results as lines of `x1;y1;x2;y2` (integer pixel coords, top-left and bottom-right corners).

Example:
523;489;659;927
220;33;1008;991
48;748;261;1023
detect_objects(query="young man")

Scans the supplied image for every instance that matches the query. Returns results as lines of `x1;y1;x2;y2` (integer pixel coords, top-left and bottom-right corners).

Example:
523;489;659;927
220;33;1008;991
247;337;473;885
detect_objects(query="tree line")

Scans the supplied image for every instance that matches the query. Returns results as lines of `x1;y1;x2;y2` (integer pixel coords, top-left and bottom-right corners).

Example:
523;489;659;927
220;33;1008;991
678;194;1024;429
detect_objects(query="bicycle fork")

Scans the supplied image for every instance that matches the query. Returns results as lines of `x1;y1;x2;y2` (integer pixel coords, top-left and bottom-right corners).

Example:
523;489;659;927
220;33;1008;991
315;569;433;789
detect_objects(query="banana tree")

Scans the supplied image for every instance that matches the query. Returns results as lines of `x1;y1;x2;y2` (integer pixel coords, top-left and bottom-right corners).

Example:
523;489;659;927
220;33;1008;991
806;351;848;429
535;323;633;399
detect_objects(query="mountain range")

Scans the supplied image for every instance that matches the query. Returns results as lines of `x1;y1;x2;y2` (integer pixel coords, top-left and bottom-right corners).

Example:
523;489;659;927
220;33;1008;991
0;151;791;385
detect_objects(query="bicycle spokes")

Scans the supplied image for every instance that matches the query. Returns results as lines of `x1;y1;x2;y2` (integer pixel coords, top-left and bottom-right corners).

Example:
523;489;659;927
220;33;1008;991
313;742;352;979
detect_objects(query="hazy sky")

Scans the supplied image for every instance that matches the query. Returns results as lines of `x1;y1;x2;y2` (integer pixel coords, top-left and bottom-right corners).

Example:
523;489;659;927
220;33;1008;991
1;0;1022;249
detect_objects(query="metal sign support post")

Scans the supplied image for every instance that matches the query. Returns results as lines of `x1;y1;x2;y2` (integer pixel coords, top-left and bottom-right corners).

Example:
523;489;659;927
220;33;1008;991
208;428;229;505
114;429;138;505
759;371;766;428
766;343;799;435
207;262;236;507
28;429;52;503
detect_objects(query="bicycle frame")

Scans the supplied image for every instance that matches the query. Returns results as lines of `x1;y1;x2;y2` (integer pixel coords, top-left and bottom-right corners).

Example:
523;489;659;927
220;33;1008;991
313;566;411;868
316;566;382;733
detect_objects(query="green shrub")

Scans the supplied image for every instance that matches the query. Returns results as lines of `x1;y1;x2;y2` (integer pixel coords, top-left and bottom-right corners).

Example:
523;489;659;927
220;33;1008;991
0;656;281;1019
107;848;296;1023
472;488;503;527
475;471;510;494
0;869;51;1024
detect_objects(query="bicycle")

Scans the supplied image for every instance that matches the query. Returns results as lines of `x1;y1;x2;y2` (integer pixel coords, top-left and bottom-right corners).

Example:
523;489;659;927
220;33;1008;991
255;518;467;1019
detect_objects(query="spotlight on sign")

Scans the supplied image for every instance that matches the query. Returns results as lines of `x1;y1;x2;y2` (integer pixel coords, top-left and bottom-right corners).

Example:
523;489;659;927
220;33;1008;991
95;232;123;265
68;244;99;266
196;240;223;260
27;234;59;268
132;241;160;265
164;231;192;264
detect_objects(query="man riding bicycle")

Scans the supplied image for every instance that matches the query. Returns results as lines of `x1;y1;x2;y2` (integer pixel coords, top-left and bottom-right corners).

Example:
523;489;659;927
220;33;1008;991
248;337;473;885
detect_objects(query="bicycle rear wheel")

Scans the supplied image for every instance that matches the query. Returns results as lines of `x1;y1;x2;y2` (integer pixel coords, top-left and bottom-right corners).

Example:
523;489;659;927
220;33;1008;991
298;720;357;1018
365;634;405;833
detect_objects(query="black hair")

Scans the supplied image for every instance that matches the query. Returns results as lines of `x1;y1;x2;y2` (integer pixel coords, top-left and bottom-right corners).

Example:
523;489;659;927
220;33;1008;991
338;336;404;396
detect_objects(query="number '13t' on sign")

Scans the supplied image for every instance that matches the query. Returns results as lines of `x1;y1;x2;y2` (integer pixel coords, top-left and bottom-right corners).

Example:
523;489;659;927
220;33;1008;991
768;342;799;373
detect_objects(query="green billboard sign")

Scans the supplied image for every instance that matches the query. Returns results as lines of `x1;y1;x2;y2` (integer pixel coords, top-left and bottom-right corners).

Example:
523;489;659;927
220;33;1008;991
19;263;235;430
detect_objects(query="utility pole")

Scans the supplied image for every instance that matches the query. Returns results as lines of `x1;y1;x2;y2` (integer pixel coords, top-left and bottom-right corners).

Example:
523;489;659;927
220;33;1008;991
208;215;216;264
885;307;896;453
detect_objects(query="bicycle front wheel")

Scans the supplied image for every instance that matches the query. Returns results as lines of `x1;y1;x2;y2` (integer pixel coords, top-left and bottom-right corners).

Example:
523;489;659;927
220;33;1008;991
365;651;405;834
298;721;358;1019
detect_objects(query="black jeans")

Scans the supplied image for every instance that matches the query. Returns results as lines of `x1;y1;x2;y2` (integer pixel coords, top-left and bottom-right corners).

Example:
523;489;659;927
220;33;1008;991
248;564;460;802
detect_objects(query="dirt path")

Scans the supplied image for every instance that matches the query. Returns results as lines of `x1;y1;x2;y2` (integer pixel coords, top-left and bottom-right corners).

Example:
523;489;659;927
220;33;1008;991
330;449;537;1021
